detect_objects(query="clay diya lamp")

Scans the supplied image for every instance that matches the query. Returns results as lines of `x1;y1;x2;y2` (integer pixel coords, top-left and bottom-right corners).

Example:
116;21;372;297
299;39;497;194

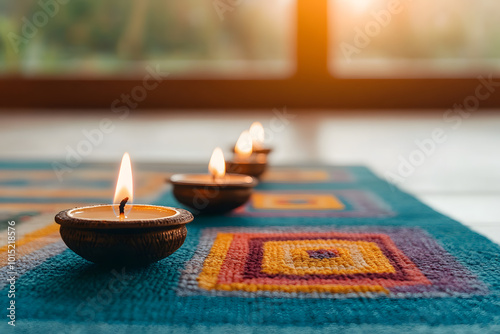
232;122;273;156
170;147;258;214
227;130;268;178
55;153;193;266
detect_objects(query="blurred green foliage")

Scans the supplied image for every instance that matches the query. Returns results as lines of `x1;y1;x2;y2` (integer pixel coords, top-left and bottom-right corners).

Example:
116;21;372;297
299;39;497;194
0;0;292;76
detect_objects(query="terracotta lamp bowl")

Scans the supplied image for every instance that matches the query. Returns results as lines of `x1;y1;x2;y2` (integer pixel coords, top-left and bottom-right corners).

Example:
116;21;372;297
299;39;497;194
232;146;273;156
225;160;268;178
170;174;258;214
55;205;193;266
253;147;272;155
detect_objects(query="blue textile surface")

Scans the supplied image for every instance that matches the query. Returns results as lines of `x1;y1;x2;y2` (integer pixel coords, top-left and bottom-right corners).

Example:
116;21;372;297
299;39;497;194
1;164;499;333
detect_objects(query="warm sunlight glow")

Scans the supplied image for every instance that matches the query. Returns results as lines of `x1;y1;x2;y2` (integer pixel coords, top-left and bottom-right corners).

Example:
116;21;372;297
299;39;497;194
113;152;134;210
347;0;373;12
249;122;265;149
209;147;226;179
235;130;253;159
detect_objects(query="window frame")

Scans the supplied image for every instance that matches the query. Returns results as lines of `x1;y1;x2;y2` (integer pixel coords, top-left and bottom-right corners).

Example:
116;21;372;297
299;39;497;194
0;0;499;109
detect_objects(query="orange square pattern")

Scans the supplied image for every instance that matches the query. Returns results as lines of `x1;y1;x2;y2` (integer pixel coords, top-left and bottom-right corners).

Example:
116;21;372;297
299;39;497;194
252;193;345;210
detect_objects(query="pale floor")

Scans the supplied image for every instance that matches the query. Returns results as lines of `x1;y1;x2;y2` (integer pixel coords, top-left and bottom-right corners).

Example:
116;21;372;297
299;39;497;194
1;109;499;244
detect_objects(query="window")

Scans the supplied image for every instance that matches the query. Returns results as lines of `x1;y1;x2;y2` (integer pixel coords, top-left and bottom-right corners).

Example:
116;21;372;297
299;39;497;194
330;0;500;78
0;0;498;109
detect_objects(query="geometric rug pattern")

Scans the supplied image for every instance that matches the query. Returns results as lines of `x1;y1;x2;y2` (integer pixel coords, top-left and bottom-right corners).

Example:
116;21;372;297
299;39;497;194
178;227;488;298
233;190;394;217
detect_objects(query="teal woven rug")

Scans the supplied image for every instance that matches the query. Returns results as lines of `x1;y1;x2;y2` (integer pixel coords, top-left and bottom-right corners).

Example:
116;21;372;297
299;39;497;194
1;163;499;333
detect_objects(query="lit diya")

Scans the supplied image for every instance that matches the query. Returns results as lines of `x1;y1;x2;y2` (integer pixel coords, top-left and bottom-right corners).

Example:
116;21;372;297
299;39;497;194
170;147;257;214
226;130;268;178
55;153;193;266
249;121;273;155
232;122;273;155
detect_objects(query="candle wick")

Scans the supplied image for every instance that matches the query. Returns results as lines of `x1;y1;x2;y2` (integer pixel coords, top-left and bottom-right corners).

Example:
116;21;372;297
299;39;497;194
119;197;129;220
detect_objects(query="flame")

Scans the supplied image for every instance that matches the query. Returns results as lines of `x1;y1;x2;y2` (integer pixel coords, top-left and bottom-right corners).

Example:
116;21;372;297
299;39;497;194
208;147;226;179
113;152;134;216
235;130;253;159
249;122;265;149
